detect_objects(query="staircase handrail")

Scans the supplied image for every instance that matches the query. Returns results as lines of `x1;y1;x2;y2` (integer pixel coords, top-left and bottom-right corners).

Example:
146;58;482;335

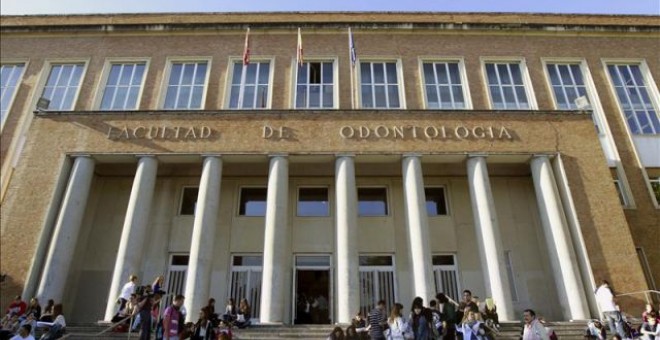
616;290;660;304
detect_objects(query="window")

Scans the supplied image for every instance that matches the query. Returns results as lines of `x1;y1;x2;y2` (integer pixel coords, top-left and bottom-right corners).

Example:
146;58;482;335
358;255;396;318
358;187;388;216
485;62;530;109
360;61;401;108
239;187;267;216
422;62;466;109
612;176;628;206
228;61;271;109
230;255;263;319
179;187;199;215
425;187;449;216
649;176;660;205
606;64;660;135
163;61;208;109
297;187;329;217
432;254;460;301
546;63;589;110
1;63;25;128
41;63;85;111
100;62;146;110
295;61;334;108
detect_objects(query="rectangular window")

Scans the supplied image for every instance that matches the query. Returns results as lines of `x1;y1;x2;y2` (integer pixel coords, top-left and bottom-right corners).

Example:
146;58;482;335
360;61;401;109
649;176;660;205
422;62;466;109
1;63;25;128
613;177;628;206
432;254;460;301
606;64;660;135
100;62;146;110
425;187;449;216
295;61;334;108
239;187;268;216
229;61;271;109
163;61;208;109
546;63;589;110
297;187;329;217
179;187;199;215
41;63;85;111
485;62;530;110
358;187;388;216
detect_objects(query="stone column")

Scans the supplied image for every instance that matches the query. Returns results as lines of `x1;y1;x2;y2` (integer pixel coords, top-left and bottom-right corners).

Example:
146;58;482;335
184;155;223;321
530;155;589;320
466;155;515;321
36;155;95;302
401;154;435;302
259;155;289;324
335;155;359;324
103;156;158;320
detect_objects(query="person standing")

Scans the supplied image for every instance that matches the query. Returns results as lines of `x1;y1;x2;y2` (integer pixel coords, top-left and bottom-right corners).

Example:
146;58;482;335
163;295;185;340
368;300;387;340
118;275;138;314
437;293;457;340
522;309;549;340
594;279;625;338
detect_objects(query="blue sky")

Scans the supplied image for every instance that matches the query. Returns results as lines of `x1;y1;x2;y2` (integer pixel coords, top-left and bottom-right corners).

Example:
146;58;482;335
1;0;659;15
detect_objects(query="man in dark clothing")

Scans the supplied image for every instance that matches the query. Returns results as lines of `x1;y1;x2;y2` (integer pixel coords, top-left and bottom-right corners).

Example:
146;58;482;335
367;300;387;340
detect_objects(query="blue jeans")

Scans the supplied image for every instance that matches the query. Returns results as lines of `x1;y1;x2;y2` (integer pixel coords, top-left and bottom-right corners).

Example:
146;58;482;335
603;311;625;338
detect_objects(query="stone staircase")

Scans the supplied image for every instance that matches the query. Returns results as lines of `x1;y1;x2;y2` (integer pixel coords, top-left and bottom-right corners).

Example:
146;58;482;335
53;320;598;340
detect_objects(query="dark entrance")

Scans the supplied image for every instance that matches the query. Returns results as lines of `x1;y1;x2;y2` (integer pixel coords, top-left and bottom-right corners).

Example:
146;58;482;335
294;270;330;324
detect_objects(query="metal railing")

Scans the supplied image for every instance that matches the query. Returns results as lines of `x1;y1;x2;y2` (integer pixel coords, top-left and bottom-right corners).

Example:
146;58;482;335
617;289;660;305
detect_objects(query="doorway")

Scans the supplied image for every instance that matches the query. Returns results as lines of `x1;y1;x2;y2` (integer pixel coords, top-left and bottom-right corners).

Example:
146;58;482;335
293;255;332;325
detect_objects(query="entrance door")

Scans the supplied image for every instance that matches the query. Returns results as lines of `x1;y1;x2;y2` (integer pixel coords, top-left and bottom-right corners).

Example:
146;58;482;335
164;254;189;308
229;255;263;321
358;255;397;318
294;255;332;325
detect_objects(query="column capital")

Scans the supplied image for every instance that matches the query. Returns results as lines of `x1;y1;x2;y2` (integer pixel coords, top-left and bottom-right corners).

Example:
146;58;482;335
268;153;288;158
135;154;157;159
467;153;489;159
531;154;554;160
200;154;222;159
335;153;355;158
402;153;422;159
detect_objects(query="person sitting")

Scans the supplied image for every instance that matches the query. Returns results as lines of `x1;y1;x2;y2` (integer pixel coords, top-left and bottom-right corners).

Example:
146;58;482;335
22;300;40;322
222;298;236;324
350;311;368;340
345;325;360;340
151;276;166;295
235;299;251;329
38;301;54;323
9;324;34;340
584;320;606;340
36;304;65;340
5;297;26;319
640;312;660;340
327;326;345;340
482;298;499;330
18;315;36;339
0;315;20;340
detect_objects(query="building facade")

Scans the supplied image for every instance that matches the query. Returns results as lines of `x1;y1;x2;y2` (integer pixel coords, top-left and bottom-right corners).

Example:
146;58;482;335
0;12;658;324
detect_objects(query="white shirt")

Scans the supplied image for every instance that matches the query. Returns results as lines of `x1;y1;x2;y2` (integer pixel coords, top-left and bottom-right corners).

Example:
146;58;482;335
10;335;35;340
523;319;549;340
120;281;136;300
595;285;617;312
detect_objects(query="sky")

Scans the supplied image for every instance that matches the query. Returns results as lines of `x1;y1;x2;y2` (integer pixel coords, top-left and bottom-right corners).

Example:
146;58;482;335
1;0;659;16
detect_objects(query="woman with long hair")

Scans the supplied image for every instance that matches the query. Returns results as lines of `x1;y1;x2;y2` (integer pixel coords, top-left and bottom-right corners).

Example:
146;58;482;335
235;298;251;329
327;326;345;340
410;297;433;340
222;298;237;323
191;308;213;340
387;303;407;339
39;300;55;323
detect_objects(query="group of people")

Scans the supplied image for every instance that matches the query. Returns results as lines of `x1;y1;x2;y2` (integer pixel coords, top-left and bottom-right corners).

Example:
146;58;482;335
0;296;66;340
327;289;502;340
111;274;257;340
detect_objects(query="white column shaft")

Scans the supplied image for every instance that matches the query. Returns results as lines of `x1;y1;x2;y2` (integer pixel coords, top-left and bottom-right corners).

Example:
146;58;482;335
104;156;158;320
466;156;515;321
36;156;95;302
402;155;434;302
335;156;359;324
260;156;289;324
184;156;223;321
530;155;589;320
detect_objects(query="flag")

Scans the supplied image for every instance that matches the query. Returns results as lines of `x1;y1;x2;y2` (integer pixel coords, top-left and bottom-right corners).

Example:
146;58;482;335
348;27;357;68
242;27;250;65
297;27;304;67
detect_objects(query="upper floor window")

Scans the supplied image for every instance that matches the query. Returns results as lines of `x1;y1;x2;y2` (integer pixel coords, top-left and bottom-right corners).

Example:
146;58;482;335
425;187;449;216
648;175;660;206
100;62;146;110
179;186;199;215
41;63;85;111
360;61;401;109
485;62;530;110
297;187;330;217
358;187;388;216
606;64;660;135
228;61;271;109
1;63;25;129
295;61;334;109
546;63;588;110
422;62;466;109
164;61;208;110
239;187;267;216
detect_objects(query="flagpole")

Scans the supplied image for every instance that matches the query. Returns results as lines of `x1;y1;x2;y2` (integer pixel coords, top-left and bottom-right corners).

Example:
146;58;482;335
238;27;250;109
348;27;355;110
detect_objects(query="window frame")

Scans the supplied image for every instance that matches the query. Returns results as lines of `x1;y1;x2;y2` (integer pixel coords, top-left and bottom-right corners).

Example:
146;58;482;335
93;58;150;111
481;57;538;110
177;185;200;216
291;57;339;109
158;57;212;110
296;185;331;217
425;185;451;217
602;59;660;136
224;57;275;110
357;186;390;217
357;58;406;109
237;185;269;217
0;59;28;132
418;57;472;110
36;59;89;112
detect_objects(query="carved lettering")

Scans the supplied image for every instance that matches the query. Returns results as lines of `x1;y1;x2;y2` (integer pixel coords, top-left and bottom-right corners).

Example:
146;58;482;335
454;126;470;139
374;126;389;138
392;126;404;138
340;126;355;138
424;126;439;139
